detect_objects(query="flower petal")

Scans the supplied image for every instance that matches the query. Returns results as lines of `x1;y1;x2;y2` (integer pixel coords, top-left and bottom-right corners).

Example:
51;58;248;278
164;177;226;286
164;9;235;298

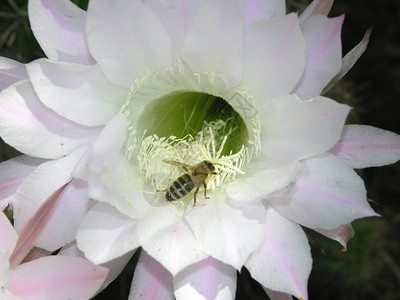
83;154;153;220
0;156;44;209
235;0;286;25
0;211;18;255
299;0;334;23
12;148;86;250
272;154;378;230
59;241;135;294
0;81;99;159
0;57;28;91
226;159;300;203
329;125;400;168
86;0;172;87
142;0;201;58
129;249;174;300
100;251;135;294
263;288;294;300
181;0;243;88
8;256;108;300
293;15;343;100
35;179;92;250
74;114;154;220
10;183;70;267
27;60;127;126
246;208;311;300
314;223;355;250
185;194;266;269
4;290;20;300
76;203;139;264
323;29;372;94
0;251;12;297
82;113;128;175
174;257;237;300
28;0;94;64
242;13;305;99
138;205;207;276
260;94;350;162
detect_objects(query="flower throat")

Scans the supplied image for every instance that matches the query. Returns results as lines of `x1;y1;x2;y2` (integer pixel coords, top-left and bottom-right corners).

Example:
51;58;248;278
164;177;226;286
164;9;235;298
120;62;261;193
124;92;250;192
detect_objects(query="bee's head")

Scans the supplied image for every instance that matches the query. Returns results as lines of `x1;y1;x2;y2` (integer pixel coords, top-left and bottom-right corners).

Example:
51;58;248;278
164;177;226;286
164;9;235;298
203;160;215;172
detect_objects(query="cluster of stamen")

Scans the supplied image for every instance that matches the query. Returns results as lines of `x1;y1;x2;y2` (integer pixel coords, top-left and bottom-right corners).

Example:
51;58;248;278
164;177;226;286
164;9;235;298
134;120;247;192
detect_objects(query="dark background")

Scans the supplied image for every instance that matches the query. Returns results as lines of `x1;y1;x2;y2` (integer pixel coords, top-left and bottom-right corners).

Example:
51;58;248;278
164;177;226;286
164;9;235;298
1;0;399;299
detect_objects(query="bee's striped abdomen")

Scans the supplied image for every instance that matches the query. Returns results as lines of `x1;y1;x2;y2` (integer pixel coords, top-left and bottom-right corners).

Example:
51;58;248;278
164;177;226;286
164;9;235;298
165;174;194;201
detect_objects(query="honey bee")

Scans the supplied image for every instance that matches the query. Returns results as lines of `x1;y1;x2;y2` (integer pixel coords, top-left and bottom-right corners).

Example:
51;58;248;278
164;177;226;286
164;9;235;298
158;160;218;206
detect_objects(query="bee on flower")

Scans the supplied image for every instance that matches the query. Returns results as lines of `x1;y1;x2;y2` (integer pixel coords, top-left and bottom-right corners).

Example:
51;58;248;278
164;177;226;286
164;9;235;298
0;0;399;300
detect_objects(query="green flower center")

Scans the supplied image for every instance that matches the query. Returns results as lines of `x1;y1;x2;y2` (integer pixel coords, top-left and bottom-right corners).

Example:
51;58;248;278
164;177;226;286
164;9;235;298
136;91;248;156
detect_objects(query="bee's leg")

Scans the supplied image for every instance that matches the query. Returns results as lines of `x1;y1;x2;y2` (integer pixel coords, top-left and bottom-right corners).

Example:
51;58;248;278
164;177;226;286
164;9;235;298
155;189;167;193
193;187;200;206
203;182;210;199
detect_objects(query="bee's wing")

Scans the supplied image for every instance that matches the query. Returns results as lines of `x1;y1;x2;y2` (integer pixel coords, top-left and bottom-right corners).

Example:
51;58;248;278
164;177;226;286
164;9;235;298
162;160;191;171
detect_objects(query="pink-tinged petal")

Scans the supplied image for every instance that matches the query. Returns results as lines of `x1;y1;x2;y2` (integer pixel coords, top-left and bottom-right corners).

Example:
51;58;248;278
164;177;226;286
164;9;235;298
10;182;70;268
235;0;286;25
8;256;109;300
4;290;23;300
293;15;343;100
272;154;378;230
28;0;94;64
0;211;18;255
76;203;139;264
27;60;127;126
323;29;372;94
21;247;51;264
0;81;99;159
35;179;93;250
4;289;20;300
181;0;243;88
185;194;266;269
329;125;400;168
12;149;86;247
260;94;350;162
1;251;11;296
0;156;44;208
263;288;294;300
86;0;172;88
59;241;135;294
246;208;311;300
174;257;237;300
0;57;28;91
138;205;207;276
142;1;201;59
299;0;334;23
315;223;355;250
58;241;84;258
98;251;135;294
242;14;305;99
129;250;174;300
226;160;300;203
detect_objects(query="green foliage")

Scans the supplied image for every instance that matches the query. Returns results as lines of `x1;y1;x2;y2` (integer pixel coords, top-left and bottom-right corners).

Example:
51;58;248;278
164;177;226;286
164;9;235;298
71;0;88;10
0;0;42;61
0;0;89;62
